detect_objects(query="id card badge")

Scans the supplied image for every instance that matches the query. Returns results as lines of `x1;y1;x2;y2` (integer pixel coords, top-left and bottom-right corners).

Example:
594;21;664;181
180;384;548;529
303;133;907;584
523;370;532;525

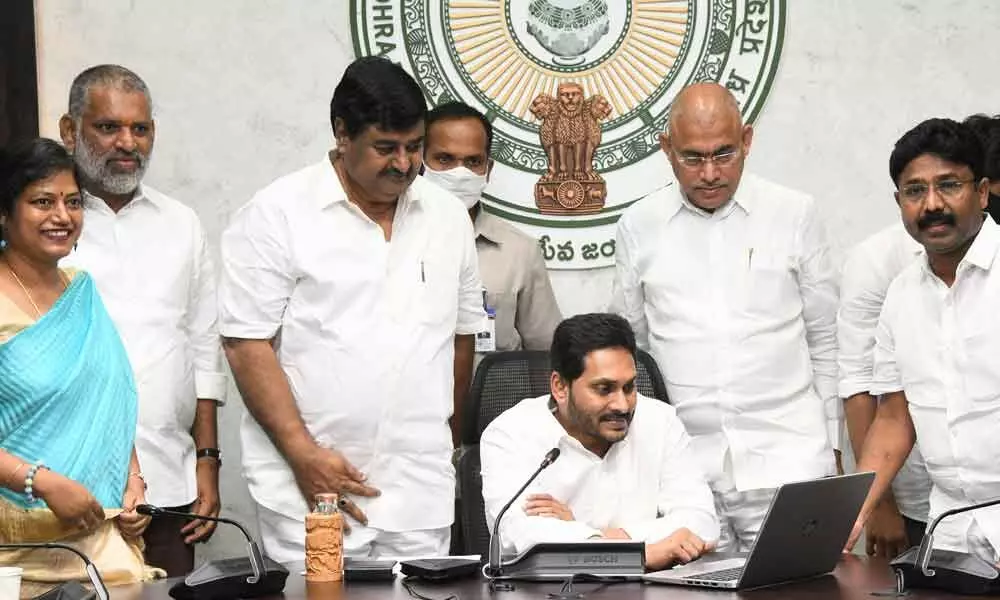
476;307;497;353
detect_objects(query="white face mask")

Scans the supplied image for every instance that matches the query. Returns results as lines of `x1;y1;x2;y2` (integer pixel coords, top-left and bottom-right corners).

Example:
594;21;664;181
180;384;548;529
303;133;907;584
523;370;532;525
423;165;488;209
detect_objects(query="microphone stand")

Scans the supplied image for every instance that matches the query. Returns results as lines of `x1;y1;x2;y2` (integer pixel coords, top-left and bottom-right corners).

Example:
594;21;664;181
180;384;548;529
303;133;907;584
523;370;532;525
137;505;266;584
487;447;560;578
891;496;1000;596
135;504;288;600
916;498;1000;577
0;541;108;600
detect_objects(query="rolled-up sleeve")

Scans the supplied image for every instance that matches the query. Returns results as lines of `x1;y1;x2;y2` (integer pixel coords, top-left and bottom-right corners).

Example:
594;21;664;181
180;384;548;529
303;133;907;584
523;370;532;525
871;287;904;397
796;199;841;449
837;243;883;400
619;410;719;544
186;219;227;402
456;216;487;336
218;197;296;340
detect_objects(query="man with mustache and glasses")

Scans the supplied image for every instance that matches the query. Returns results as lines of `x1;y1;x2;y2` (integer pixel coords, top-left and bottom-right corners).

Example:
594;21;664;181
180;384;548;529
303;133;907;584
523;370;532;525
610;83;840;552
218;56;485;562
846;118;1000;563
422;102;562;356
839;114;1000;560
481;313;719;569
58;65;226;576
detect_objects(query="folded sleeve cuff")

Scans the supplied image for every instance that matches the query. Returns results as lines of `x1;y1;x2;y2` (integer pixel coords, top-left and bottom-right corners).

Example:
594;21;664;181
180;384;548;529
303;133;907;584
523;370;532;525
195;371;228;404
827;419;842;452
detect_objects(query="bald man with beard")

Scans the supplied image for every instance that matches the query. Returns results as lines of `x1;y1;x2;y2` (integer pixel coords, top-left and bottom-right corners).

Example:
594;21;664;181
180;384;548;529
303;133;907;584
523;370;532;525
610;83;840;552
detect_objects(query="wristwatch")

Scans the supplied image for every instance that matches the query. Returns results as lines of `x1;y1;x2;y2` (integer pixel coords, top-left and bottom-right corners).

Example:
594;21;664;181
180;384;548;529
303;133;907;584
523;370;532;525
196;448;222;466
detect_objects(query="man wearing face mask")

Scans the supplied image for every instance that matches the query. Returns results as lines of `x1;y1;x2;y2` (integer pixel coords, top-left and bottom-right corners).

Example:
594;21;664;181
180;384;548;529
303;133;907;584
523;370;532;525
219;58;485;561
423;102;562;355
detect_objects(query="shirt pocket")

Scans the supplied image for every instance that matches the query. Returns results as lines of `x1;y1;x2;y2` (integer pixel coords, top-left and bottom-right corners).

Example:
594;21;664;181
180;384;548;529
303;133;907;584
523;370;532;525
416;257;459;326
961;328;1000;408
743;250;797;316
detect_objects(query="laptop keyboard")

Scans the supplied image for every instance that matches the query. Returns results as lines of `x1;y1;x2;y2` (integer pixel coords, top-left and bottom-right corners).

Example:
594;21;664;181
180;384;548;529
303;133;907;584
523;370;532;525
685;566;743;581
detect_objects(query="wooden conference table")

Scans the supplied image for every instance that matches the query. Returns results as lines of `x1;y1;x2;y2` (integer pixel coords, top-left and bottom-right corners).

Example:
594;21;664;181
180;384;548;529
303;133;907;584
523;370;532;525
127;555;975;599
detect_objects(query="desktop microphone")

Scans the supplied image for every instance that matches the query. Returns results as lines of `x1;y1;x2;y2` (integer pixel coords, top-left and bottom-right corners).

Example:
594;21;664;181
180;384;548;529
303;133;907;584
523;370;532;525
0;542;108;600
486;447;561;578
891;497;1000;595
135;504;288;599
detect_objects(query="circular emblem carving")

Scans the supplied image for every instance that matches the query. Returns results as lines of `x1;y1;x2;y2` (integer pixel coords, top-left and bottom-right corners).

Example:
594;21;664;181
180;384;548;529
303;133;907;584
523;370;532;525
557;181;586;209
351;0;785;269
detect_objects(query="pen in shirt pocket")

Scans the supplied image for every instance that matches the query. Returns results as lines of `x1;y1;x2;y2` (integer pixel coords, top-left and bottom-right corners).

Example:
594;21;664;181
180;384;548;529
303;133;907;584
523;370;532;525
420;260;426;283
747;247;754;269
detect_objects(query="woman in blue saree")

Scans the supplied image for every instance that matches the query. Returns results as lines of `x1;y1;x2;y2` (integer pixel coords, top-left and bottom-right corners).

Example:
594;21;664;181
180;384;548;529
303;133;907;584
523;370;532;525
0;138;158;593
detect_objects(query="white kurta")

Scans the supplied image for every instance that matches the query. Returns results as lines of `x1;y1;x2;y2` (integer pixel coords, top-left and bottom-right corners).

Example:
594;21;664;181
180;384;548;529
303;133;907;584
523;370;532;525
64;186;226;507
218;157;485;532
611;174;839;492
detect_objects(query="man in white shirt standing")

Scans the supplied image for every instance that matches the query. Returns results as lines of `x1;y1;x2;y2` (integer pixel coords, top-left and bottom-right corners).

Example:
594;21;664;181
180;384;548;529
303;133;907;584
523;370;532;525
219;56;485;562
847;118;1000;562
481;313;719;569
610;83;839;552
838;223;932;558
58;65;225;576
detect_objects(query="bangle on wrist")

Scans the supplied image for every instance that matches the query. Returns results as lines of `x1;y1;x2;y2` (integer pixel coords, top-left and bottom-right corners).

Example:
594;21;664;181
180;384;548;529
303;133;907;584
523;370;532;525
6;462;27;487
128;471;147;491
24;461;49;503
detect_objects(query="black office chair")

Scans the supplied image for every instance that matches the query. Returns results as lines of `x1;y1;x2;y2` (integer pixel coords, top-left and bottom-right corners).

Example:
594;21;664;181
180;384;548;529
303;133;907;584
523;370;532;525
456;349;669;555
461;349;668;445
457;445;489;557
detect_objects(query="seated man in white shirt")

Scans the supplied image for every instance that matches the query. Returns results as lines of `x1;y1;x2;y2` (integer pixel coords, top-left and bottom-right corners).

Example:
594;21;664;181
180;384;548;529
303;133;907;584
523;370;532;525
610;83;839;552
846;118;1000;562
480;313;719;570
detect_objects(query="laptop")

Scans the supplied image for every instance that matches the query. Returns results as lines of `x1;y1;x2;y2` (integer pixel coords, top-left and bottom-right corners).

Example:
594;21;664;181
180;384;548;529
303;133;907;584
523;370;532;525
643;472;874;590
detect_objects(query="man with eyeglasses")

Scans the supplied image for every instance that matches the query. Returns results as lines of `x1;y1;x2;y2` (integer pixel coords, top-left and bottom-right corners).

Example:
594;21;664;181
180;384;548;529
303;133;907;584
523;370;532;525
610;83;840;552
845;118;1000;563
837;113;999;560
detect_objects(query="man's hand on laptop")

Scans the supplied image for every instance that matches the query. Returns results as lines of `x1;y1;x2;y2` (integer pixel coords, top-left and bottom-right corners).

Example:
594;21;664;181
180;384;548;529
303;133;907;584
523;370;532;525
646;528;714;570
524;493;574;521
865;498;909;558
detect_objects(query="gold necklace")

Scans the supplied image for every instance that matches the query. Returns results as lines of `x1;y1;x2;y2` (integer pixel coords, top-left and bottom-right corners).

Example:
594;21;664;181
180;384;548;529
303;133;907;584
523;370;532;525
2;256;65;319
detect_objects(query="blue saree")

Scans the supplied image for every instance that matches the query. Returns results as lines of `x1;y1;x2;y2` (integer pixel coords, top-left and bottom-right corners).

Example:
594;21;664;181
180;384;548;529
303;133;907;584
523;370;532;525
0;271;137;509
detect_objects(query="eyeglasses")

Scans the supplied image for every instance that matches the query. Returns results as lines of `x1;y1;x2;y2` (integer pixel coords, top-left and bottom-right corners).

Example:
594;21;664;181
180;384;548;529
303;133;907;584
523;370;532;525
898;179;975;203
674;148;741;168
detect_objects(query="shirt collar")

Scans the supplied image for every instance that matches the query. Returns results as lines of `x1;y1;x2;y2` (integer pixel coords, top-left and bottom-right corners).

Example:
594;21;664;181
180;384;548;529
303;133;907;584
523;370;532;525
83;184;159;213
474;209;504;246
919;214;1000;278
543;395;628;459
961;214;1000;271
664;178;753;222
314;153;422;213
